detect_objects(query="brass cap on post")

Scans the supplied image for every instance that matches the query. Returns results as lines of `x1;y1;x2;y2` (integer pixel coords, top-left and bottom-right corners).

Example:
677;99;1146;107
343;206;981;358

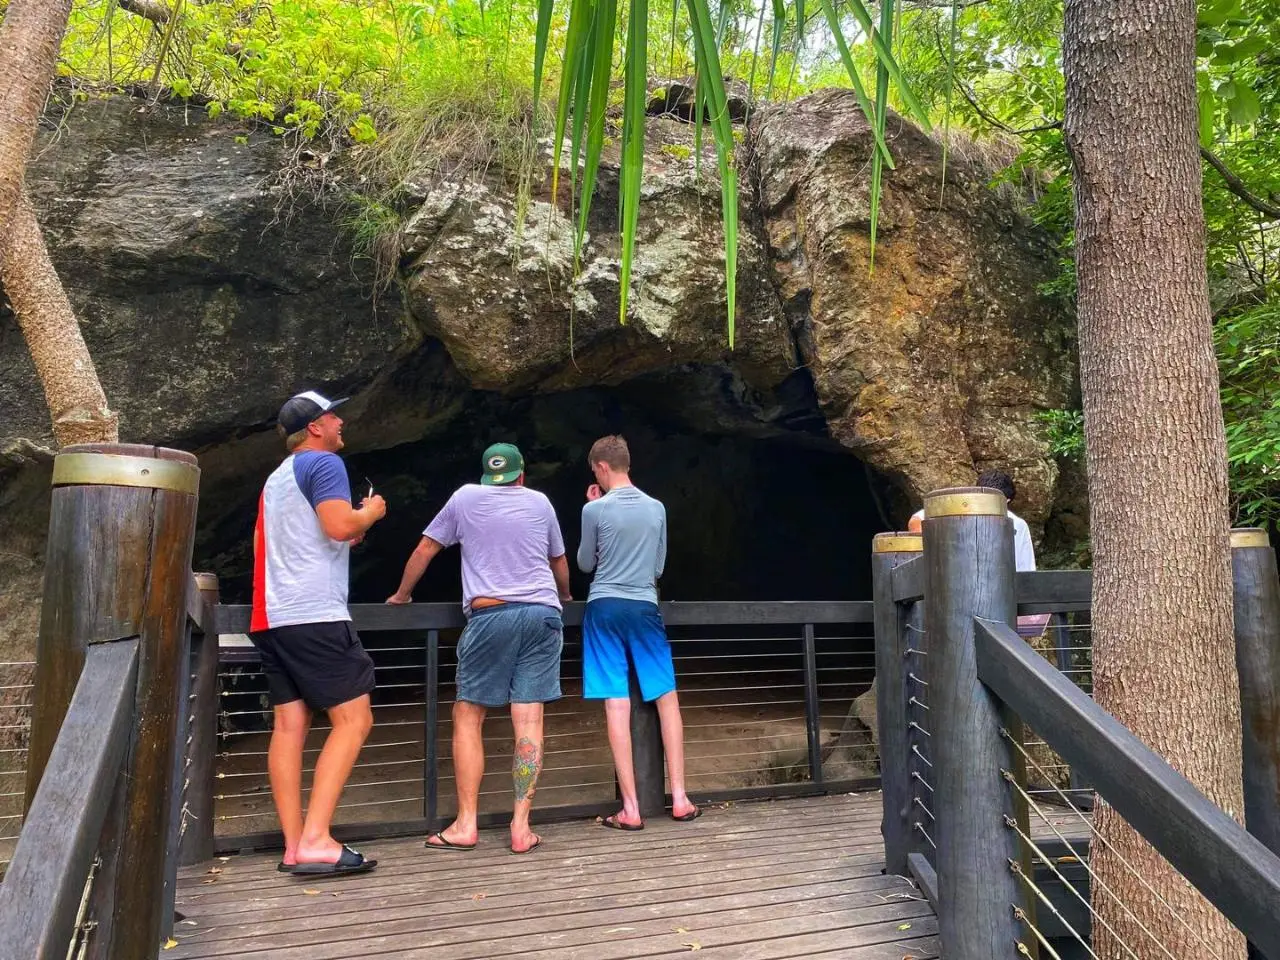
192;572;220;593
873;532;923;554
52;450;200;495
924;486;1007;519
1230;528;1270;549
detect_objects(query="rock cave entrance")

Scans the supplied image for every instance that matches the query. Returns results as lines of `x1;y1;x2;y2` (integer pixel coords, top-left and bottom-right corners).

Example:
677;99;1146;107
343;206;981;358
196;372;899;607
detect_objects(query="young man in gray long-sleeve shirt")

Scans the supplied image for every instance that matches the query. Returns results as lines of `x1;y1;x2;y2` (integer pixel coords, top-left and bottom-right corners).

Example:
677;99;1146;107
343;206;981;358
578;435;699;829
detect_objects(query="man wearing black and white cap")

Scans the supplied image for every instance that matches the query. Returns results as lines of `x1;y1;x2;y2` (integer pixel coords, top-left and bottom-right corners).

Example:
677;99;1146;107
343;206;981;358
250;390;386;876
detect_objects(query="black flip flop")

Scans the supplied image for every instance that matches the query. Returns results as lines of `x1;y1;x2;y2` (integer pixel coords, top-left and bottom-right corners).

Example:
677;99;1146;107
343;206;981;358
672;805;702;822
599;814;644;831
289;845;376;876
276;862;294;873
424;831;477;851
511;836;542;855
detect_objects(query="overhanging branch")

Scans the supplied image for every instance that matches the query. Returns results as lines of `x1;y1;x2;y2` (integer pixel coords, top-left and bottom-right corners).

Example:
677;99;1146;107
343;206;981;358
117;0;170;24
1200;147;1280;220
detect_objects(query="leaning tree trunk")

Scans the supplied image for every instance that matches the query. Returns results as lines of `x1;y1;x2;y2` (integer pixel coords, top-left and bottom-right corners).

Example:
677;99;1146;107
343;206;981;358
2;190;118;445
0;0;75;234
1063;1;1245;958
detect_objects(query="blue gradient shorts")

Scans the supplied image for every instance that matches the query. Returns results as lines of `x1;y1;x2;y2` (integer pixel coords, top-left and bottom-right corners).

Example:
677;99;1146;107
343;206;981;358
456;603;564;707
582;598;676;701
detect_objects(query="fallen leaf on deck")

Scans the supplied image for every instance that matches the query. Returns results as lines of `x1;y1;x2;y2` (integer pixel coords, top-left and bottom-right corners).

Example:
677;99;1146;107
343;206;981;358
607;927;636;933
205;867;222;875
682;942;702;951
200;878;218;885
673;927;689;934
897;923;912;931
217;856;231;862
162;939;179;950
303;889;321;895
471;892;488;901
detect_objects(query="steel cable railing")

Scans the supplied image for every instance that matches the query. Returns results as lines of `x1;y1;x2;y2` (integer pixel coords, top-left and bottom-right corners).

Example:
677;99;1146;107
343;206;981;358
0;660;36;878
209;609;879;843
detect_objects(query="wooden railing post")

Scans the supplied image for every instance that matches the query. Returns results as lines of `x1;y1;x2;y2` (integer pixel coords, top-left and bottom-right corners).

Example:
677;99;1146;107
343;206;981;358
922;487;1026;958
24;444;199;960
629;663;666;818
1231;528;1280;862
178;573;220;866
871;531;922;876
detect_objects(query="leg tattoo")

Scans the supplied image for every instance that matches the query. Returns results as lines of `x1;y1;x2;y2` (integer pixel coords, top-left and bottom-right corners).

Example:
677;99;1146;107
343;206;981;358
513;736;542;802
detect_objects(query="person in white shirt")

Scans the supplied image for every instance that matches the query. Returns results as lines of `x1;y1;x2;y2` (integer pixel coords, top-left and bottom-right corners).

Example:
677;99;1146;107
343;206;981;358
907;470;1036;571
906;470;1045;635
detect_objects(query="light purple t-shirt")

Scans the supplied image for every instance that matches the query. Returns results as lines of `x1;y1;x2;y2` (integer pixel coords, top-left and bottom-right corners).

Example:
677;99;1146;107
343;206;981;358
424;484;567;615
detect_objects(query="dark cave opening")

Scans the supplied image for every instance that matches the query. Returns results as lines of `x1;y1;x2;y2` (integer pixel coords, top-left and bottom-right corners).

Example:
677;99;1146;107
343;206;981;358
197;375;901;607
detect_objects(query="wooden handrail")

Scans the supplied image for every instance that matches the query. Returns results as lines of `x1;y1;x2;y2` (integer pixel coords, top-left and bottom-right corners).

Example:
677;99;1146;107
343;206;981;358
214;599;876;635
0;636;139;957
974;616;1280;958
890;555;925;603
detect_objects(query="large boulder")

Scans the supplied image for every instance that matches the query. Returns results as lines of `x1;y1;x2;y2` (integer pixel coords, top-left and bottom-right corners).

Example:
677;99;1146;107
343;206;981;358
1;95;420;453
752;89;1076;528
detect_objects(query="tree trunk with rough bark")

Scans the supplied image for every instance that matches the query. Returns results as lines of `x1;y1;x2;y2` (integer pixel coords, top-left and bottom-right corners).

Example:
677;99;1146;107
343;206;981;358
1063;2;1246;958
0;0;74;234
2;191;118;446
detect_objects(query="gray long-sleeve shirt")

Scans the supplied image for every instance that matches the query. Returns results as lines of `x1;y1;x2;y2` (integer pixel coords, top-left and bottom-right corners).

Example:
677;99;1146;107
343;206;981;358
577;486;667;604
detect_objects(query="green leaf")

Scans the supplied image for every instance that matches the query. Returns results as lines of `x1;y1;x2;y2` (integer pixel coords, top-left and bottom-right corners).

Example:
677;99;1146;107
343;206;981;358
842;0;931;130
531;0;555;120
686;0;739;346
868;0;894;270
1227;83;1262;126
618;0;648;324
764;0;786;99
1198;83;1216;147
817;0;894;168
551;0;597;203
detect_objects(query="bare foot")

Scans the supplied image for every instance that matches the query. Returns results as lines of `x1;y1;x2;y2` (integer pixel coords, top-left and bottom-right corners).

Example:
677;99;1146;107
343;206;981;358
671;798;700;821
599;810;644;830
295;837;345;865
425;822;478;849
510;829;542;854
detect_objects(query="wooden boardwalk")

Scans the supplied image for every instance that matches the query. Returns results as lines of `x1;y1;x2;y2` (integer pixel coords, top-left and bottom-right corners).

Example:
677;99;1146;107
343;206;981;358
167;793;940;960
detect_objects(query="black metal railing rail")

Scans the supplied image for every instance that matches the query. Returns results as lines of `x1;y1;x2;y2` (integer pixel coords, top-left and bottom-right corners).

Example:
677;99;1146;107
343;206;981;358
196;600;879;852
0;636;139;958
877;489;1280;960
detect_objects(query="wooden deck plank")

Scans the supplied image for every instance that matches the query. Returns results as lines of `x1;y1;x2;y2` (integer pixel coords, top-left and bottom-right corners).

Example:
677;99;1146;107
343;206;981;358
178;868;901;953
179;830;887;909
167;794;933;960
187;880;931;959
178;810;886;903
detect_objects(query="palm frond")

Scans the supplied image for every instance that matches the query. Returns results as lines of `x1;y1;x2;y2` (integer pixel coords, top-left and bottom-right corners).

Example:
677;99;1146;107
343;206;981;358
868;0;894;269
685;0;739;347
618;0;648;323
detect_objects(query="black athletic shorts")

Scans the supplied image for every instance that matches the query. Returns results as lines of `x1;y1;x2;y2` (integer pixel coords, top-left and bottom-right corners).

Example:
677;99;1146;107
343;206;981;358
249;621;376;711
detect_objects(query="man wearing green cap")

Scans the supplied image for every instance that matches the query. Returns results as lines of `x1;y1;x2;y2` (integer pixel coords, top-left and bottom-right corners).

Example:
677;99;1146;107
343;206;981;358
387;443;571;854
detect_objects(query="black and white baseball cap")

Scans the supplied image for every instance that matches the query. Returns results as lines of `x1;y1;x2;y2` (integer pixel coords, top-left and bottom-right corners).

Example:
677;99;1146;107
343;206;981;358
277;391;348;433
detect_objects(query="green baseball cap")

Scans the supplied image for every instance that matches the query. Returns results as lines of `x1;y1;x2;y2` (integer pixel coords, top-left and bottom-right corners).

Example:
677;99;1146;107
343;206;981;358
481;443;525;485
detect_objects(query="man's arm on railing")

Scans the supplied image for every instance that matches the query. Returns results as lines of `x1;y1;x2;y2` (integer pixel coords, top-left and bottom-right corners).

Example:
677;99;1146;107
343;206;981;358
974;616;1280;959
387;536;444;604
0;637;139;957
